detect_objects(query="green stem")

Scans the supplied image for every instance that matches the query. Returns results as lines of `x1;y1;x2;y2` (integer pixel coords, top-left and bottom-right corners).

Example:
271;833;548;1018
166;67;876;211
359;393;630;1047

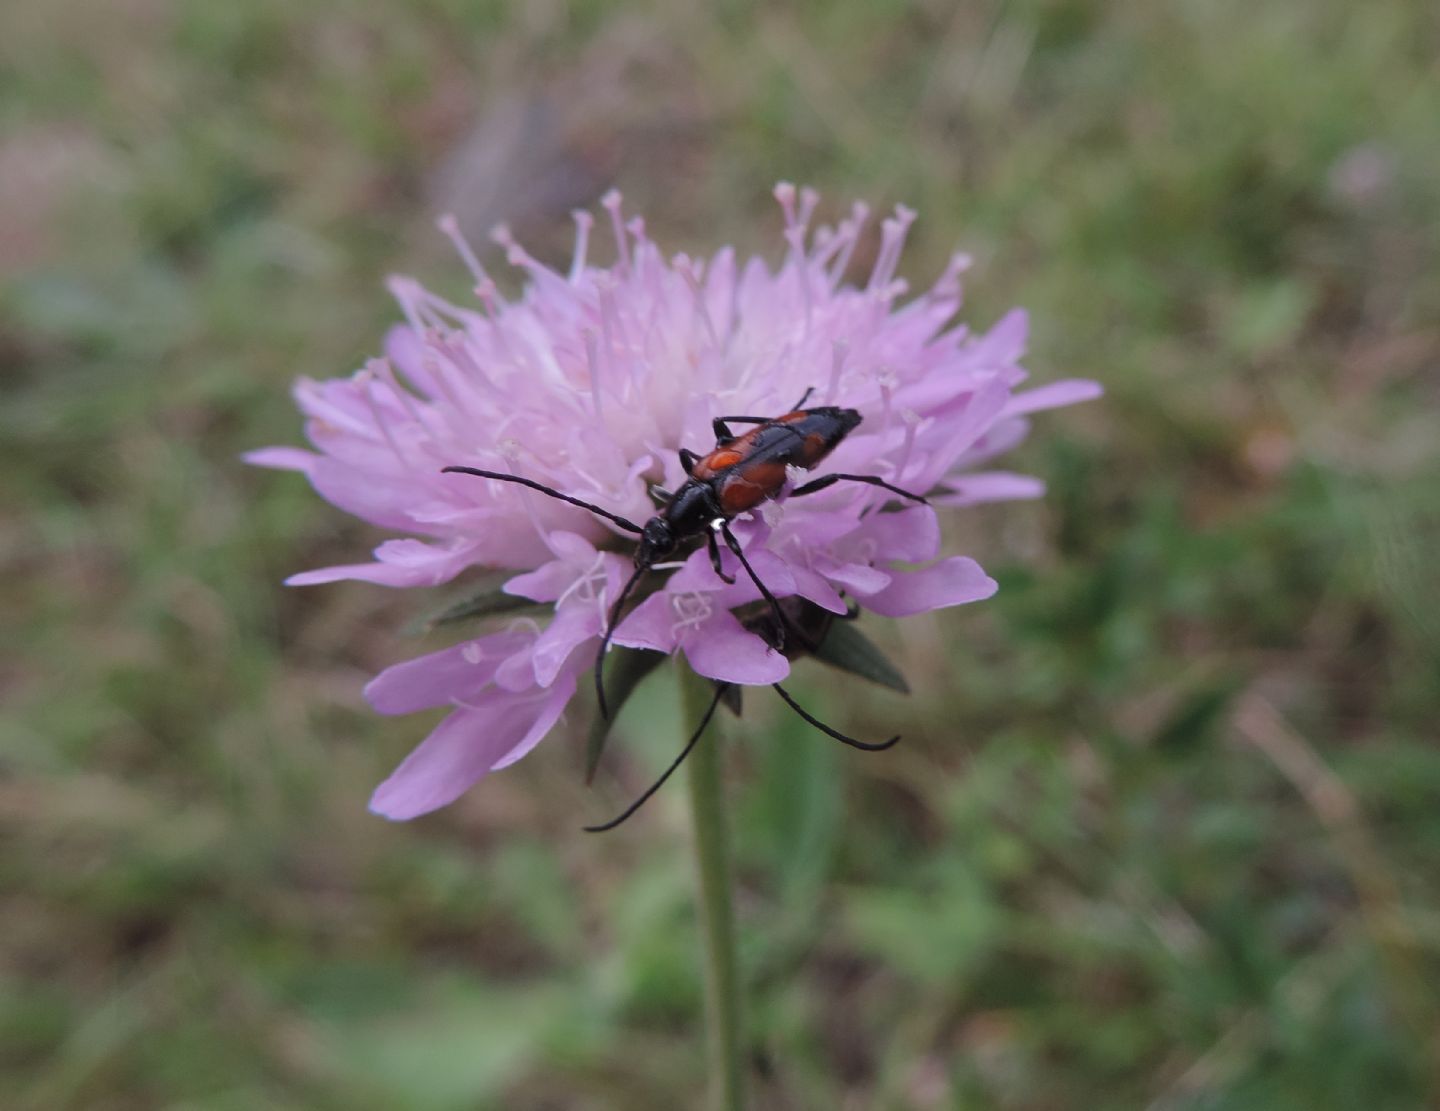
680;663;746;1111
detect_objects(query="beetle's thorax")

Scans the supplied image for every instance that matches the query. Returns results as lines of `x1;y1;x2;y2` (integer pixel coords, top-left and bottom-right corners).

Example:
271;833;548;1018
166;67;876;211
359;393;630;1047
663;481;722;540
634;482;721;567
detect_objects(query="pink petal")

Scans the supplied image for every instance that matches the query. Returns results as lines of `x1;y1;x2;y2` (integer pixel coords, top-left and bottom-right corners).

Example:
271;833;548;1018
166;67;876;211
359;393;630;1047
935;471;1045;507
286;538;480;588
504;559;578;603
1002;378;1102;418
369;679;575;820
364;630;532;715
859;557;998;617
922;372;1015;480
243;446;316;472
969;307;1029;365
610;593;681;654
682;609;790;685
384;324;439;397
954;416;1032;469
305;458;433;533
530;603;601;686
815;558;892;595
862;506;939;564
491;669;579;770
666;542;796;597
788;565;848;614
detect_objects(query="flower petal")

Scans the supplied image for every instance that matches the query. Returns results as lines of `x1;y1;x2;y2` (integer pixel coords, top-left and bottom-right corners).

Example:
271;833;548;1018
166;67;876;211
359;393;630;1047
491;669;579;770
368;677;575;820
531;603;601;686
788;565;849;614
862;506;940;564
305;458;437;533
384;323;440;397
287;538;481;588
242;446;316;471
935;471;1045;507
858;557;998;617
682;609;790;685
1002;378;1102;418
610;593;682;653
364;629;532;715
815;558;893;595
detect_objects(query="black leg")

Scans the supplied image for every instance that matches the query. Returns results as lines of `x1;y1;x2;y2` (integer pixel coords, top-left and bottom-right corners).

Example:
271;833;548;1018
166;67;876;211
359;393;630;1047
712;415;773;443
720;522;794;651
706;530;736;584
772;683;900;751
678;447;699;474
789;386;815;410
789;472;928;505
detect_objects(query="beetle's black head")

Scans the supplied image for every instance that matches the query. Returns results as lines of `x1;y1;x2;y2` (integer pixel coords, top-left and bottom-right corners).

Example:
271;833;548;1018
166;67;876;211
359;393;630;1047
636;517;676;566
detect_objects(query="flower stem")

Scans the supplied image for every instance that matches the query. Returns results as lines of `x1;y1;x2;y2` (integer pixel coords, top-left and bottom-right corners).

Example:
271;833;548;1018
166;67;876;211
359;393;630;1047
680;663;746;1110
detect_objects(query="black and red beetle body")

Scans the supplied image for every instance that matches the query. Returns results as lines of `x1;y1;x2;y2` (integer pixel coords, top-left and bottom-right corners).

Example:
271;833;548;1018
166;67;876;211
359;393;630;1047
444;394;923;714
441;393;925;827
634;403;864;568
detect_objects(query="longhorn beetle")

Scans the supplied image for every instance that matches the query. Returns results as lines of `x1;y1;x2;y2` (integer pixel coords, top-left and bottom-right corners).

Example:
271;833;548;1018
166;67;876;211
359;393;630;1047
442;390;926;824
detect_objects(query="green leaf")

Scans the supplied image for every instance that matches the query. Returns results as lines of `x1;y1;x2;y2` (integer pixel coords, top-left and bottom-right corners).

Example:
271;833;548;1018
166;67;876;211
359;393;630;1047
407;574;548;633
585;648;666;782
811;620;910;693
1153;677;1240;757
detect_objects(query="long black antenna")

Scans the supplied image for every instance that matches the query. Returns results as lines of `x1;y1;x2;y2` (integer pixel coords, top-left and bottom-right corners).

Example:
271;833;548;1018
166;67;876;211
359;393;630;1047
595;564;647;719
441;467;645;535
441;465;650;719
772;682;900;750
584;682;728;832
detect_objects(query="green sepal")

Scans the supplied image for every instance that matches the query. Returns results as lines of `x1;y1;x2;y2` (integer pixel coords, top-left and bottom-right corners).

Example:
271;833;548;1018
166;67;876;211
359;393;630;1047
812;620;911;694
585;647;666;782
408;574;549;633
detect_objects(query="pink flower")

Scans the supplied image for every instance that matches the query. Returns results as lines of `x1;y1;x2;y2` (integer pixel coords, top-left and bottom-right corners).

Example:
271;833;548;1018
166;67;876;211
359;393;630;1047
249;185;1099;820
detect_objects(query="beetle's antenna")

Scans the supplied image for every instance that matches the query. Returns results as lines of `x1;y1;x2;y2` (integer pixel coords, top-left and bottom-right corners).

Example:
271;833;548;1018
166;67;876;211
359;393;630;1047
441;467;645;535
584;682;727;832
771;682;900;751
595;563;648;719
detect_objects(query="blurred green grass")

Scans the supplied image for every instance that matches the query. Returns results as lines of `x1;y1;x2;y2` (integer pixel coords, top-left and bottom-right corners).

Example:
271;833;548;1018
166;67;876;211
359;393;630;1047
3;0;1439;1107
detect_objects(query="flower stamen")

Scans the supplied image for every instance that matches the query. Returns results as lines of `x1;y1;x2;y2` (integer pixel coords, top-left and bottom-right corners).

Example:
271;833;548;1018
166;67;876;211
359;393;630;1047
569;209;594;281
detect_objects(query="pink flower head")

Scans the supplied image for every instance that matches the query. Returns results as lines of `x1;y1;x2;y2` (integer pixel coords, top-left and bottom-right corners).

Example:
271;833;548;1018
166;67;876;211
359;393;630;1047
249;185;1099;820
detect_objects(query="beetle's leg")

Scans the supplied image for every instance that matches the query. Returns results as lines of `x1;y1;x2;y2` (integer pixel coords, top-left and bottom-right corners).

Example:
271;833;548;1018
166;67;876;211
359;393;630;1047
705;529;737;584
772;683;900;751
789;472;929;505
678;448;699;474
788;387;815;410
719;521;793;651
711;415;770;443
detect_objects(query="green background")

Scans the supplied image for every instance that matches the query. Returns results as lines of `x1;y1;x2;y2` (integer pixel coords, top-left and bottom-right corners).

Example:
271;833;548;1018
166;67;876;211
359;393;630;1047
4;1;1438;1107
